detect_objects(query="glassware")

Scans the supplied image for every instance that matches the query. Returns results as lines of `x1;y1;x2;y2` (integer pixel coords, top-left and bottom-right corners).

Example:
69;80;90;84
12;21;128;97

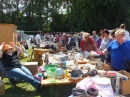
55;68;64;79
79;53;84;60
46;68;56;82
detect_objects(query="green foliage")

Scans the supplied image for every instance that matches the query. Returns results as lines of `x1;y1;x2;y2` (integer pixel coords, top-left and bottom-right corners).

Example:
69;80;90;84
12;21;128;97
65;0;130;33
0;0;130;33
50;12;70;32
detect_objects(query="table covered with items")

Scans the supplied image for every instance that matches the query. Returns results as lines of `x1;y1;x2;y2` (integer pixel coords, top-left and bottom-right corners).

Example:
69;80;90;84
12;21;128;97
34;50;130;97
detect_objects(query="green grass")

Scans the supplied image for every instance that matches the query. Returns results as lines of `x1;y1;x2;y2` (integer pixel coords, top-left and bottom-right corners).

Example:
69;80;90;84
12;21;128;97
20;49;33;62
2;78;74;97
1;49;74;97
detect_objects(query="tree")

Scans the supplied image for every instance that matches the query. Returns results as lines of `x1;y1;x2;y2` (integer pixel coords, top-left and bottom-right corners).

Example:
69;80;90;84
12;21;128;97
1;0;130;33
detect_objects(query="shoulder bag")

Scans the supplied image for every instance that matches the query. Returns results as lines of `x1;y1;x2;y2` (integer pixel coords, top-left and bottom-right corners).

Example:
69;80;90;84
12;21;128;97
118;43;130;68
106;38;112;63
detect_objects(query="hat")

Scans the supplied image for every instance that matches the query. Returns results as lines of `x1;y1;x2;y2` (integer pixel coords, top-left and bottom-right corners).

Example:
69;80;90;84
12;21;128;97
2;44;13;51
92;76;110;85
87;88;98;96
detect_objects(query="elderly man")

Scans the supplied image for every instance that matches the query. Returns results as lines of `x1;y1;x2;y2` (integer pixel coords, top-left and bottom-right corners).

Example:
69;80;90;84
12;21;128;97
120;23;130;40
91;31;99;50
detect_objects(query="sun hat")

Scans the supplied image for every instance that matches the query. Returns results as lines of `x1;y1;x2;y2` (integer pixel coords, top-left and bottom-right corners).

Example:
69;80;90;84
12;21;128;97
2;44;13;51
92;76;110;85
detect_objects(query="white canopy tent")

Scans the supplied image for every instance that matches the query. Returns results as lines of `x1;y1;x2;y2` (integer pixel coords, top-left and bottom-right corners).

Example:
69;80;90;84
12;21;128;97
17;30;33;49
17;30;34;41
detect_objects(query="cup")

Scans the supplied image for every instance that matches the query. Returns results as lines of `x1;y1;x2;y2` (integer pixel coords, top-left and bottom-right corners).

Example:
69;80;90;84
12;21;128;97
83;65;90;70
97;70;106;77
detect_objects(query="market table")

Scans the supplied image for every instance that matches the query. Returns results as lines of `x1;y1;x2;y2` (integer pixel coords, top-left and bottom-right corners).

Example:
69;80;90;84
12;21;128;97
41;77;83;97
41;52;101;97
41;52;130;97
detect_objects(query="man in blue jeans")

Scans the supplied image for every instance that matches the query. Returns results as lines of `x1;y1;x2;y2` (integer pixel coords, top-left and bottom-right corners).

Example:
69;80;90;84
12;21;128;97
0;42;42;92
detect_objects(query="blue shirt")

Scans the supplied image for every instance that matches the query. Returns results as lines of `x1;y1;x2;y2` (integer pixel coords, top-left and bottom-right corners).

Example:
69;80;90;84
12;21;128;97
107;40;130;70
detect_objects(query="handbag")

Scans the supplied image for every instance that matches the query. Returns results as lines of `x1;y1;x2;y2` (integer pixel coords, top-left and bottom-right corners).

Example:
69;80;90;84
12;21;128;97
118;43;130;68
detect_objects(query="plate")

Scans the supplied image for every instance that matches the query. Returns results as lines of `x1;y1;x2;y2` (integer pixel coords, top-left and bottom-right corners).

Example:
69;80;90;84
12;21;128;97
70;76;81;80
91;76;110;85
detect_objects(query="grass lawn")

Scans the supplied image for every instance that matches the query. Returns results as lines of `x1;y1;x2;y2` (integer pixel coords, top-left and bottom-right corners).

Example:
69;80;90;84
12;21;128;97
1;49;75;97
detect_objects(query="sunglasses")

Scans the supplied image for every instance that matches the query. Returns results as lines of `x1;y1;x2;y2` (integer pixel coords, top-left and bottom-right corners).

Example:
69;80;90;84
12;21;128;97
85;37;89;38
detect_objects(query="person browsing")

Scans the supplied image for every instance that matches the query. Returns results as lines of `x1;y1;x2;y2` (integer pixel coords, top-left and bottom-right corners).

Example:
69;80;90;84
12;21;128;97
102;29;130;72
35;31;42;48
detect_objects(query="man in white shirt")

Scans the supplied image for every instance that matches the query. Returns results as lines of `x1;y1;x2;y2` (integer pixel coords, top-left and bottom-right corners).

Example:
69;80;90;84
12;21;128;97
120;23;130;40
35;31;42;48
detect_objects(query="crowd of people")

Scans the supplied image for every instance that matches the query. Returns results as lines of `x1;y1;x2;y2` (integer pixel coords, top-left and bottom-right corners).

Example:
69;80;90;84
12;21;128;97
0;23;130;93
31;23;130;72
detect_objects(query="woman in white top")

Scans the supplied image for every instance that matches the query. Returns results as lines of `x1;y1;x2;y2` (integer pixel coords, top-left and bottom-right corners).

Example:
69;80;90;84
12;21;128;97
75;36;79;49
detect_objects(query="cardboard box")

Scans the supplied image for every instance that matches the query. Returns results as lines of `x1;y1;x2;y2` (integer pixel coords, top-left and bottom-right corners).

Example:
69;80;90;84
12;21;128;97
96;62;113;71
101;63;113;71
21;62;38;75
0;80;5;96
118;70;130;95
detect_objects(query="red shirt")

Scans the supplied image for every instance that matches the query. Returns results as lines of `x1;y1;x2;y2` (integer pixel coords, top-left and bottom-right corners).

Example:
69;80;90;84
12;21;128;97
80;38;94;51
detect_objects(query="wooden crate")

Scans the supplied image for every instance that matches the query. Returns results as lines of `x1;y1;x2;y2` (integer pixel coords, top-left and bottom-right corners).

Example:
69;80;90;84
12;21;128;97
0;24;17;44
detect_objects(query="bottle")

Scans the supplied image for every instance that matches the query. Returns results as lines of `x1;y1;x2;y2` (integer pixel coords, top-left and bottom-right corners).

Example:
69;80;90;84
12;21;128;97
65;69;69;77
76;59;78;65
44;53;49;65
